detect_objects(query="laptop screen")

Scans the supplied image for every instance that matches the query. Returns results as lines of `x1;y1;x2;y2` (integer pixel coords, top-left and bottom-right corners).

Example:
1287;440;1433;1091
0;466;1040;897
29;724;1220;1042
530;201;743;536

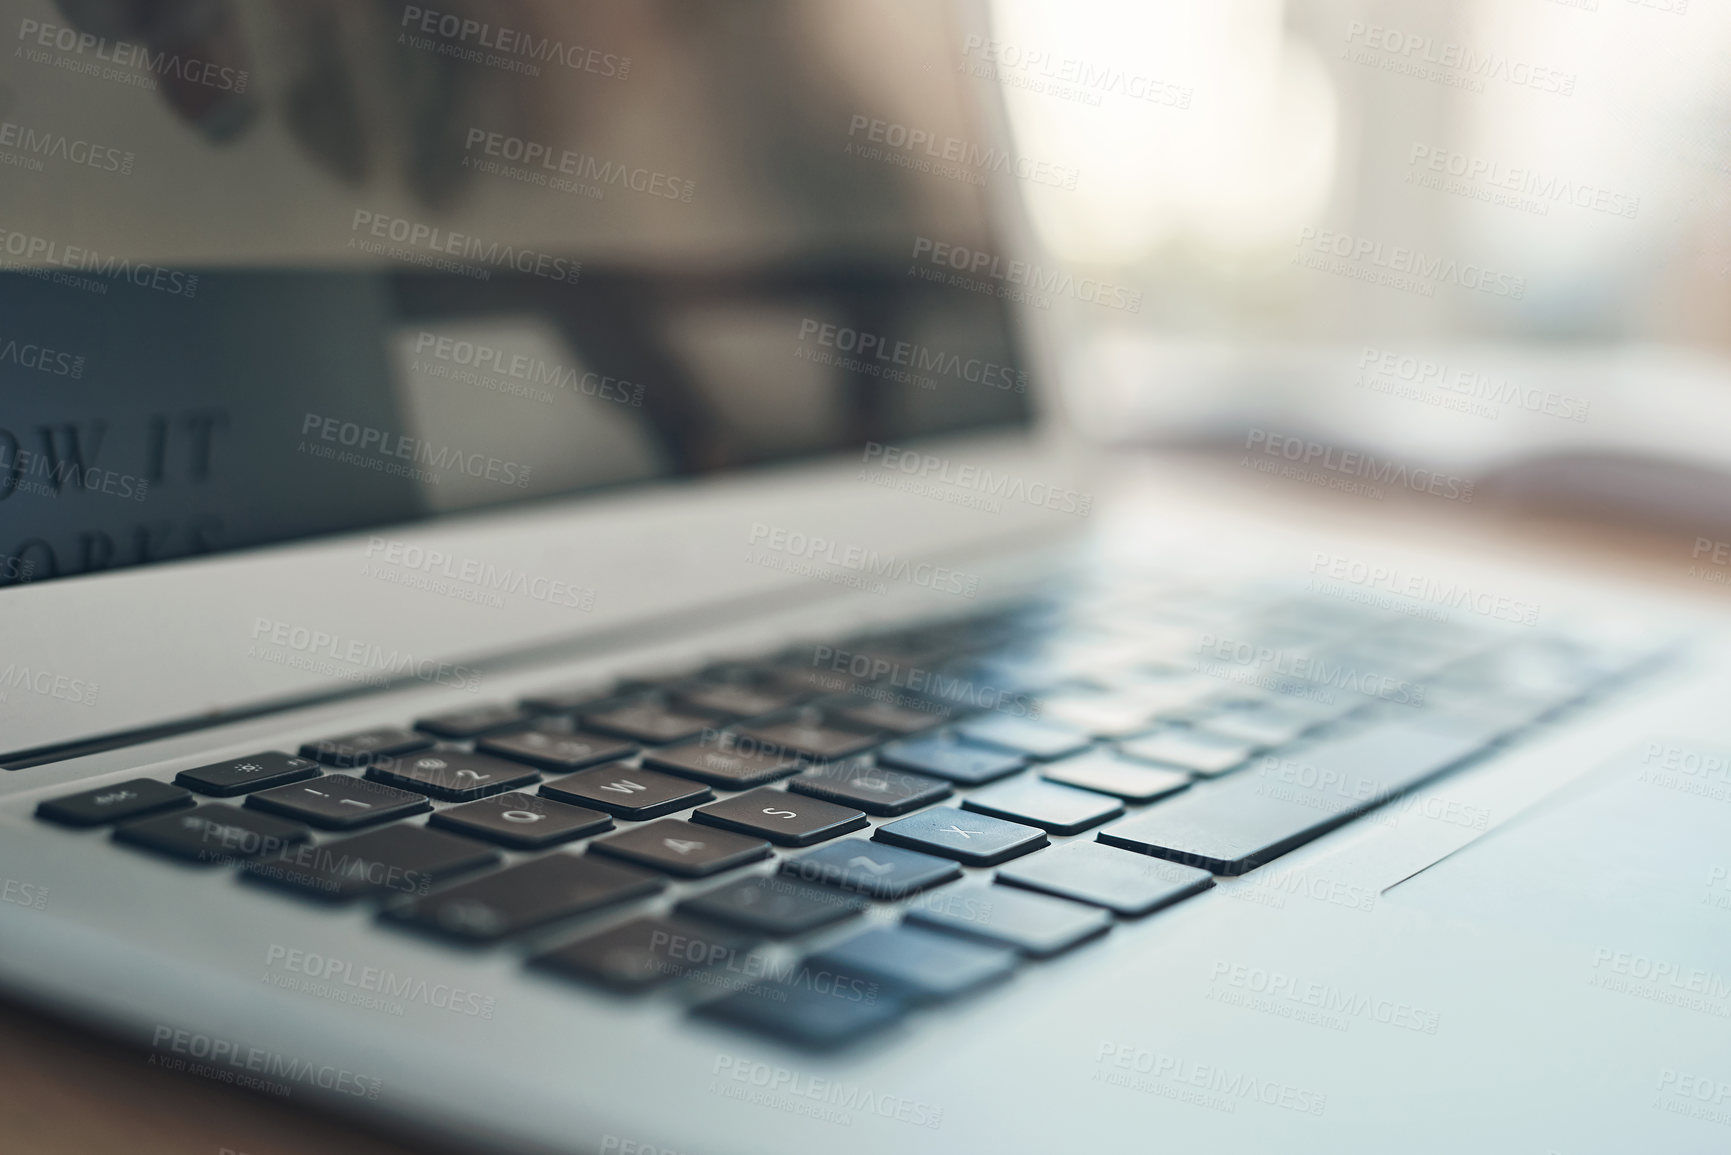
0;0;1031;587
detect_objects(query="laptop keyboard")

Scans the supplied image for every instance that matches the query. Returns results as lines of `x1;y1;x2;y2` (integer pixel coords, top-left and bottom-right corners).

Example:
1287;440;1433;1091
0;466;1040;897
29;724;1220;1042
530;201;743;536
31;579;1659;1049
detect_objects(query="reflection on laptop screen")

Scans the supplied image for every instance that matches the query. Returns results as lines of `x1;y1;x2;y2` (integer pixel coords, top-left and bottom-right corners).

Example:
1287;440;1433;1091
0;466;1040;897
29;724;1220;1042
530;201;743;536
0;0;1031;585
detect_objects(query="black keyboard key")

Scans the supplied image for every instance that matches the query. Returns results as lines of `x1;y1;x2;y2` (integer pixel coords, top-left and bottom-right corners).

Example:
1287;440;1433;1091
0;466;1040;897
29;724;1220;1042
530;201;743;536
589;819;771;877
780;838;960;899
113;804;309;865
953;715;1091;760
642;737;802;788
678;874;867;936
876;736;1026;785
734;717;880;760
1118;726;1256;777
696;977;905;1049
1040;751;1191;802
691;788;868;847
906;882;1110;957
414;703;531;739
541;766;712;819
582;701;722;745
763;664;860;699
245;775;431;830
674;679;803;719
873;806;1046;867
299;727;431;768
174;752;321;797
519;684;618;714
613;670;704;695
243;825;498;902
478;728;637;772
997;840;1213;915
962;777;1123;835
385;854;661;942
1096;718;1497;874
429;792;612;849
809;926;1015;1001
533;916;759;992
787;760;951;816
365;750;539;802
823;695;952;736
36;779;193;827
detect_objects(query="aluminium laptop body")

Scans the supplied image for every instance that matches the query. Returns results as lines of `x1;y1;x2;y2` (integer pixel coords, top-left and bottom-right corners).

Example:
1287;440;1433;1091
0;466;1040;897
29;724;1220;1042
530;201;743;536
3;2;1731;1152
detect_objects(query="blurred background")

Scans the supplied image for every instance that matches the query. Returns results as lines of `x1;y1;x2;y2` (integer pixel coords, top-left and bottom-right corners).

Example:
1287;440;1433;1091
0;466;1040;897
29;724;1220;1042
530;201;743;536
988;0;1731;511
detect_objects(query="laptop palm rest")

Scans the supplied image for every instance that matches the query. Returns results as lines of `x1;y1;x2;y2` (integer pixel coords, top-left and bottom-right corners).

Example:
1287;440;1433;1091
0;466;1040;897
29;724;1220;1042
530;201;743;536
1385;740;1731;972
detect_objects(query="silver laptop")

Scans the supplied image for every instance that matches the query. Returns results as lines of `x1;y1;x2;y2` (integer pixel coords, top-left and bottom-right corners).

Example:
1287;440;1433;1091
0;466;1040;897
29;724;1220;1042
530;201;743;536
4;1;1730;1152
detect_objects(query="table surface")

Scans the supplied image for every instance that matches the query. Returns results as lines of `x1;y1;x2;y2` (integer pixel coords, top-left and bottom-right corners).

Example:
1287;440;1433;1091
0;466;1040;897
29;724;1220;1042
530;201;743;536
5;456;1723;1155
0;997;434;1155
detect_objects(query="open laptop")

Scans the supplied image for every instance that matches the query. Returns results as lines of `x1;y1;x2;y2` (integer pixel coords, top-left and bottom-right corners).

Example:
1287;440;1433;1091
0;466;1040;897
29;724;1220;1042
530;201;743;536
4;1;1731;1152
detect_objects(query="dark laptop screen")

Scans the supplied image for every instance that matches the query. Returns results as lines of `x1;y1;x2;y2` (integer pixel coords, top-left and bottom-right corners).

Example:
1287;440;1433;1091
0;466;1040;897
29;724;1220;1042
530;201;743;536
0;0;1031;586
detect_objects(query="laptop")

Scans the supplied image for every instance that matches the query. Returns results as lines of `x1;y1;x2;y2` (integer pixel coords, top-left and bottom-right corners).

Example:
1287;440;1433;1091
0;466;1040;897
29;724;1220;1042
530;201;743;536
4;1;1729;1152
